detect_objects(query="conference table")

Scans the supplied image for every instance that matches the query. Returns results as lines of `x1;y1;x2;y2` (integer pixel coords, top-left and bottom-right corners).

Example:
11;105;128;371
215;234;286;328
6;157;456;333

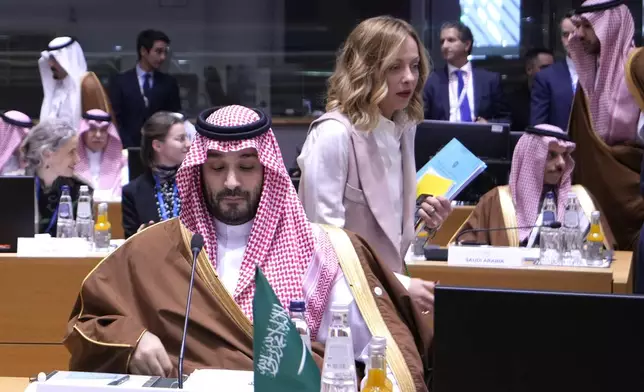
0;245;633;378
0;205;635;377
0;377;27;392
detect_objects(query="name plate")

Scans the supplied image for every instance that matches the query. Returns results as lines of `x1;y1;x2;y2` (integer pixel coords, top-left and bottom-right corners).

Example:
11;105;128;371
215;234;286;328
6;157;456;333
447;245;540;268
17;236;90;257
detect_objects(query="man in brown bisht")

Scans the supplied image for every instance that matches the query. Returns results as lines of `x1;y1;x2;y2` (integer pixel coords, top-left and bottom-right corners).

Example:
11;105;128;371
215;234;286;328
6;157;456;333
64;105;431;391
452;124;613;247
626;47;644;292
567;0;644;250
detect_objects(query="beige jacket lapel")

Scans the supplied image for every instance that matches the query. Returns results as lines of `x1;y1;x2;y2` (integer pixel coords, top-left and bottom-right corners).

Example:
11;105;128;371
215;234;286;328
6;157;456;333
399;125;417;256
350;130;401;253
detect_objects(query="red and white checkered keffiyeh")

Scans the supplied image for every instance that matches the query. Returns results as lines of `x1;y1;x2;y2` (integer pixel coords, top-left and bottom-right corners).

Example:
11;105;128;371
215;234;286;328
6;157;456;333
568;0;639;145
76;109;125;198
177;105;331;331
510;124;576;242
0;111;30;171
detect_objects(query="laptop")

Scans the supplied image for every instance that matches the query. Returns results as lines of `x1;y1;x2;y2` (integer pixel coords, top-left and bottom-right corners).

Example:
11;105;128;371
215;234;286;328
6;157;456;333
0;176;37;252
433;286;644;392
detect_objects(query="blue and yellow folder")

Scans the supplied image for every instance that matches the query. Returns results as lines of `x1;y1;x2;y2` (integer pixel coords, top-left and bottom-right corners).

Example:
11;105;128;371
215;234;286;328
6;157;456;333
416;138;487;200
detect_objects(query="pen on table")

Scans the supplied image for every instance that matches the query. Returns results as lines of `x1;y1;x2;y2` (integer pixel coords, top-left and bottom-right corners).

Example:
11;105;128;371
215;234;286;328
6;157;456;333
29;371;57;383
108;375;130;386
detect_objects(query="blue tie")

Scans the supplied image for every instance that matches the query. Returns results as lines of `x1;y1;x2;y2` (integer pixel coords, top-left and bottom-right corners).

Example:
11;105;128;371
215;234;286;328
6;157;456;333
455;70;472;122
143;73;152;97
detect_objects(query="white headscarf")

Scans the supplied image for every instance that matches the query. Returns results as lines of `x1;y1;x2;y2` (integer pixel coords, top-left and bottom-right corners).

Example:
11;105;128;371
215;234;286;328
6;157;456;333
38;36;87;129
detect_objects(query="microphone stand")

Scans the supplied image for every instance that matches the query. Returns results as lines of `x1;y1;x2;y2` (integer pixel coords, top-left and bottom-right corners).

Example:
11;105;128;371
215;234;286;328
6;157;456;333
177;234;204;389
453;222;562;246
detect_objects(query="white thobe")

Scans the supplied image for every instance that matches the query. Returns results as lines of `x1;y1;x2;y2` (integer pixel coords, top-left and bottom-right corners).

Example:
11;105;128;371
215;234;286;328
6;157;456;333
212;219;400;389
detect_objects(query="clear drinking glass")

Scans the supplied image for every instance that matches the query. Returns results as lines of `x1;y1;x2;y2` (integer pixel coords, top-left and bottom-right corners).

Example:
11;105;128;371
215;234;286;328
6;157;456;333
539;228;562;265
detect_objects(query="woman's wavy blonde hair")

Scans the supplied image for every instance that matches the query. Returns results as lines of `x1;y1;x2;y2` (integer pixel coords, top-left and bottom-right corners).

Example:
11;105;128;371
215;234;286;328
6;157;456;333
326;16;430;131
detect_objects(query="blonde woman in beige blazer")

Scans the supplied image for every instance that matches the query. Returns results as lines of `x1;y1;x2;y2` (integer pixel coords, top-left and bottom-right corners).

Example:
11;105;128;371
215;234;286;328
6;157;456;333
297;16;452;312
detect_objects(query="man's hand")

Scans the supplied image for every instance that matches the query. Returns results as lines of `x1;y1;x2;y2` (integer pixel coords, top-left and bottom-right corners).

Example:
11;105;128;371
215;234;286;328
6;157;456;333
475;117;488;123
137;221;155;233
419;196;452;229
129;331;173;377
408;278;435;313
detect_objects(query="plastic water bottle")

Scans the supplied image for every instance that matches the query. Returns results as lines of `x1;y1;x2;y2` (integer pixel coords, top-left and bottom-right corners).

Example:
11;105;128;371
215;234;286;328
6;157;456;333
94;202;111;251
539;192;560;264
541;192;557;226
76;185;93;243
56;185;76;238
562;192;583;265
289;299;311;351
321;302;358;392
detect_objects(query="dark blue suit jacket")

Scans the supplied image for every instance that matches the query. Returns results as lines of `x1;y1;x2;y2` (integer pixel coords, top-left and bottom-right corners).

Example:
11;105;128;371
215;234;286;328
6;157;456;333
109;68;182;148
530;61;574;131
423;65;509;123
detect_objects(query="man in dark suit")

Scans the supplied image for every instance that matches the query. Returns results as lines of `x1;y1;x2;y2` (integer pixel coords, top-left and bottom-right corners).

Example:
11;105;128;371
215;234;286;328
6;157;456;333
507;48;554;132
109;30;181;148
423;22;509;124
530;16;577;131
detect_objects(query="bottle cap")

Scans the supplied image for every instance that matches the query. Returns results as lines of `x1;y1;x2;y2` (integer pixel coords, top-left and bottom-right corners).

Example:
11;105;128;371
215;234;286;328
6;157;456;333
567;192;577;198
369;336;387;355
330;302;350;314
370;336;386;349
98;202;108;215
546;191;555;198
591;210;600;219
61;185;70;192
289;299;306;312
80;185;89;191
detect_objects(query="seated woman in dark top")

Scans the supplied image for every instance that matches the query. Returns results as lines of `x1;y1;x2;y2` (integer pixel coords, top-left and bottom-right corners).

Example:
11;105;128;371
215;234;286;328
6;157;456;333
15;119;91;235
122;111;191;238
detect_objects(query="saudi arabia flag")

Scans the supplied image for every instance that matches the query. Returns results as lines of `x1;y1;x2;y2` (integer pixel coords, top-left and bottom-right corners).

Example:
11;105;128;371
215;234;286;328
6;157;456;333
253;266;321;391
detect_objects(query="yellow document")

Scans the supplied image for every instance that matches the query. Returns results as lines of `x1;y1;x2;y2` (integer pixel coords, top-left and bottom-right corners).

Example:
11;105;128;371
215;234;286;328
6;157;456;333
416;172;454;198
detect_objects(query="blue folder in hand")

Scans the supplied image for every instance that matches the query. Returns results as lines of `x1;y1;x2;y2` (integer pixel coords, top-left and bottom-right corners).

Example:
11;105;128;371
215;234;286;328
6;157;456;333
416;138;487;201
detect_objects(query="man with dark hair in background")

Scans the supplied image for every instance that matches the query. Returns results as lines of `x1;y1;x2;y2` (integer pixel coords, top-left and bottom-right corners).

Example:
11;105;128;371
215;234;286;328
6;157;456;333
507;47;554;132
531;14;578;131
109;29;182;148
423;21;509;124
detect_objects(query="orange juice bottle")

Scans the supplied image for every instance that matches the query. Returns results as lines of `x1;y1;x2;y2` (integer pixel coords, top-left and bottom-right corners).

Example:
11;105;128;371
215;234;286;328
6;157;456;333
585;211;604;266
362;336;393;392
94;202;111;251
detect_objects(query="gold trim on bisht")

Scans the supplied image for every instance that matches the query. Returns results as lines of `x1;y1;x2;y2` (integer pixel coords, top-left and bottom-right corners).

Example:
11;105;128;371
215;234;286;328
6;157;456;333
179;222;253;341
625;48;644;112
319;224;415;392
497;185;519;247
70;218;164;350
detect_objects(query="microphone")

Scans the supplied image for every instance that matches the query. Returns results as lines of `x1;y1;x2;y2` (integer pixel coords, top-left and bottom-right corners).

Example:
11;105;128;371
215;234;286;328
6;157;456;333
177;234;204;389
453;221;562;246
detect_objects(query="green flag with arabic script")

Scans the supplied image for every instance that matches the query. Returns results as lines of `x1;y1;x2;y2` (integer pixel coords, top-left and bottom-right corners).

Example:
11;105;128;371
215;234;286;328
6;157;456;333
253;265;321;391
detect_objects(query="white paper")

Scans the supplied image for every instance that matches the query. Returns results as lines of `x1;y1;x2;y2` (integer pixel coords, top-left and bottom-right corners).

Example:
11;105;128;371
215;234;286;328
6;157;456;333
17;237;90;257
17;238;123;257
184;369;254;391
